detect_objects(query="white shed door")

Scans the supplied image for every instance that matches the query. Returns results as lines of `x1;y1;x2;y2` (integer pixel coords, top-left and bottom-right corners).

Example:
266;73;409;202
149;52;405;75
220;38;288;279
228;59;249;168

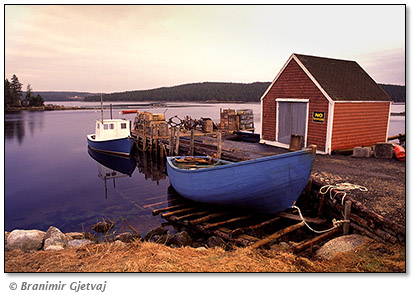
277;102;308;146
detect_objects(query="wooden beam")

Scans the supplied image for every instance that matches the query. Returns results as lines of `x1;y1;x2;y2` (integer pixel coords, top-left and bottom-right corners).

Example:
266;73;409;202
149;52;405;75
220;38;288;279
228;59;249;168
186;212;230;226
249;222;305;249
202;214;255;230
277;212;326;224
290;227;341;253
152;204;186;216
161;207;198;218
230;216;281;237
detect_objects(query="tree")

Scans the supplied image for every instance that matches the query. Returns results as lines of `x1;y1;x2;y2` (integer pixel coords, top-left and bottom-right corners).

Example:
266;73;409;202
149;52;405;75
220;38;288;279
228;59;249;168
31;94;44;106
10;74;23;106
24;83;33;106
4;79;13;107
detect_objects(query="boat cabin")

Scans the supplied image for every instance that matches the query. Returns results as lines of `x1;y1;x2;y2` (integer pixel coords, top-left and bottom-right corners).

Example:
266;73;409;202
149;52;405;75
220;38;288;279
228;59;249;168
260;53;392;154
95;119;131;141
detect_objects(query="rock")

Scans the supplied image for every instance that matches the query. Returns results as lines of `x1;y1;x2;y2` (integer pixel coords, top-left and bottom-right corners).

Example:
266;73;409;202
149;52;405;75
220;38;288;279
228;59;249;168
206;236;227;248
149;234;172;244
352;146;373;158
169;231;193;247
6;229;46;251
45;245;65;251
374;143;393;159
114;240;127;247
144;227;168;241
115;232;142;243
316;234;369;260
91;220;114;233
65;232;85;240
43;226;68;250
68;239;94;248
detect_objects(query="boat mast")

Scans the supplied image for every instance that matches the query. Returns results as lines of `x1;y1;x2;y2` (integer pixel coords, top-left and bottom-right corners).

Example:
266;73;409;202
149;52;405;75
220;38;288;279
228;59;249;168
100;93;104;123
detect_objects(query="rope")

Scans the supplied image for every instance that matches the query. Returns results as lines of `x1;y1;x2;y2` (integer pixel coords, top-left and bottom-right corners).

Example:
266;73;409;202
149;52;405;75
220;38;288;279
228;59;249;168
292;205;347;234
319;182;367;205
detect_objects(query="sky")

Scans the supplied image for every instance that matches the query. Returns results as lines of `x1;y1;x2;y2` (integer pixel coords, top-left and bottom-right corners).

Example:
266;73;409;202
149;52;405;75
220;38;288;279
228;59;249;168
4;4;406;93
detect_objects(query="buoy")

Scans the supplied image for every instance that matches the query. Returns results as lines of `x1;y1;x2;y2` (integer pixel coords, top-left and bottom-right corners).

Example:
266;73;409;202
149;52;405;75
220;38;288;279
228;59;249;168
393;144;405;161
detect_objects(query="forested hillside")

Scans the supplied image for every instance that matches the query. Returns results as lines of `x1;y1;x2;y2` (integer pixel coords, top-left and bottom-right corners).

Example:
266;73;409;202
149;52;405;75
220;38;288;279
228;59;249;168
83;82;405;103
27;82;404;103
379;84;406;102
83;82;270;102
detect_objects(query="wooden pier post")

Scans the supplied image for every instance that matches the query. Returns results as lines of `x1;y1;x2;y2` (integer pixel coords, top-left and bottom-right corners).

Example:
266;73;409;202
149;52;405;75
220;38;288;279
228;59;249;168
190;128;195;156
217;132;222;159
169;127;174;156
175;127;180;156
343;200;352;235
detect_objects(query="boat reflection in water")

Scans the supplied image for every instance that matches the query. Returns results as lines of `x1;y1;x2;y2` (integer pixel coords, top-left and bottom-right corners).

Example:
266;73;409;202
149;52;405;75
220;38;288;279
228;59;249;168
88;147;137;198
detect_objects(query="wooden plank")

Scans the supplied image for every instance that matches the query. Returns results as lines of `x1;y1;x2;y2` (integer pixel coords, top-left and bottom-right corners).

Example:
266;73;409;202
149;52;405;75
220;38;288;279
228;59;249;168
161;207;198;218
290;227;341;253
249;222;305;249
152;204;187;216
230;216;281;237
186;212;230;226
202;214;255;230
277;212;326;224
171;210;212;222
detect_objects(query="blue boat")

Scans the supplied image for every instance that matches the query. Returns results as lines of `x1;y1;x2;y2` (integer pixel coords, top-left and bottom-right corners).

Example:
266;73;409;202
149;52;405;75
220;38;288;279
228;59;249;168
166;146;316;214
87;119;135;156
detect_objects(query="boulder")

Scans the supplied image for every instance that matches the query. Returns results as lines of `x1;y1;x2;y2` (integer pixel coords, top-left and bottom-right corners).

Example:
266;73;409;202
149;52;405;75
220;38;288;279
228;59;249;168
91;220;114;233
65;232;85;240
45;245;65;251
115;232;142;243
169;231;193;247
316;234;369;260
6;229;46;251
144;227;168;241
43;226;68;251
68;239;94;248
206;236;227;248
149;234;173;244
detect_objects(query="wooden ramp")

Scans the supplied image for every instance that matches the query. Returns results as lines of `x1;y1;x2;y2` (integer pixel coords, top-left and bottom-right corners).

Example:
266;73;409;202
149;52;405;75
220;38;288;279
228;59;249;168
152;189;341;252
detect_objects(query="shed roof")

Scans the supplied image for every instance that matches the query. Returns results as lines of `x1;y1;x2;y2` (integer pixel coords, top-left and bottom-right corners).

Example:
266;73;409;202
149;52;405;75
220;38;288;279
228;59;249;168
270;53;392;101
292;54;392;102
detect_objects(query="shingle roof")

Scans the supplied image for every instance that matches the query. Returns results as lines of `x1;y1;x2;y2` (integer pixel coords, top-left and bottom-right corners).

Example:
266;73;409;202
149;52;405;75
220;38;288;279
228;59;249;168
294;54;392;101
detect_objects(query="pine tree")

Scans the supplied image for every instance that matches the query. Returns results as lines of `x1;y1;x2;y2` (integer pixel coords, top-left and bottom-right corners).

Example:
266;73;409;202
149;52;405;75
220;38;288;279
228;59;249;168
24;83;33;106
4;79;13;107
10;74;23;106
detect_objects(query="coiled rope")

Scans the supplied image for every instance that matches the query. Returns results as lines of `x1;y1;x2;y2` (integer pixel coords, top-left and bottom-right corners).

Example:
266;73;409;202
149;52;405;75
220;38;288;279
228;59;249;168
319;182;367;205
292;182;367;234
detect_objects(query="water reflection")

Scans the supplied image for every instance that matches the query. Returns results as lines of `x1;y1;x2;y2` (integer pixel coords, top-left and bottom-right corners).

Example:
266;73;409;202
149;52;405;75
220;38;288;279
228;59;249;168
4;111;45;145
135;151;167;184
88;148;137;199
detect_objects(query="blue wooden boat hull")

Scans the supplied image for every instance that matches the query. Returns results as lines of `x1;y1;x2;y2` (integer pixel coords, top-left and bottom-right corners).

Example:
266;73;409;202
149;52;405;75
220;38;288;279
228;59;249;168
87;134;135;157
166;147;316;214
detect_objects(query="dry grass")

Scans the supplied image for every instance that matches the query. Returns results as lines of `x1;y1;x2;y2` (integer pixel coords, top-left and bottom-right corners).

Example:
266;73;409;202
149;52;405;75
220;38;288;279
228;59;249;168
5;240;405;273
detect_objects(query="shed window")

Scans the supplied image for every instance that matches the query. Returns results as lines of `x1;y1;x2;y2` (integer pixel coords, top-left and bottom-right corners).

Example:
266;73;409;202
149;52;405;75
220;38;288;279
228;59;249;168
103;124;109;130
121;123;127;129
110;123;114;129
97;123;100;129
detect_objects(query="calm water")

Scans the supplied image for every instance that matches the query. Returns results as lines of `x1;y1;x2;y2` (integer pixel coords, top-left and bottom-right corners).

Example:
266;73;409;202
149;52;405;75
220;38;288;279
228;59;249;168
4;102;260;236
4;102;405;235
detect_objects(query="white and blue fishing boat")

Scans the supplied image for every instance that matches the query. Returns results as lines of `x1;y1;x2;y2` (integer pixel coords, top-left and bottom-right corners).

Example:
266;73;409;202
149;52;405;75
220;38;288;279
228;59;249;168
87;119;135;156
87;96;135;156
166;146;316;214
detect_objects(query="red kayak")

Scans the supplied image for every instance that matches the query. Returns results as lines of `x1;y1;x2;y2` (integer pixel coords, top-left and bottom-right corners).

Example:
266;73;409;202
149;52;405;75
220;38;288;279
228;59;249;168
122;109;138;114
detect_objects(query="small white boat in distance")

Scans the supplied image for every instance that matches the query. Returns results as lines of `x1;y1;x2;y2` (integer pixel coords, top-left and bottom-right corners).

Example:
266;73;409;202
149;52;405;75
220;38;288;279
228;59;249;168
87;119;135;156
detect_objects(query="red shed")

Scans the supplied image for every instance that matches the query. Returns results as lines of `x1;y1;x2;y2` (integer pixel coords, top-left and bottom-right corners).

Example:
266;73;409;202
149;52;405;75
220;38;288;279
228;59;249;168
260;53;392;154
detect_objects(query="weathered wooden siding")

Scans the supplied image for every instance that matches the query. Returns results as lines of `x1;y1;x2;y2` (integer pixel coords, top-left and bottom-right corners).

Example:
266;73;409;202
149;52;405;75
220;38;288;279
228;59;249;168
331;102;390;150
261;59;329;151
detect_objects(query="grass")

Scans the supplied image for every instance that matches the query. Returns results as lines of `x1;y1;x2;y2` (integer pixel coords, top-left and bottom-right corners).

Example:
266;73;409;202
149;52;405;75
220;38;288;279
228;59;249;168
5;239;405;273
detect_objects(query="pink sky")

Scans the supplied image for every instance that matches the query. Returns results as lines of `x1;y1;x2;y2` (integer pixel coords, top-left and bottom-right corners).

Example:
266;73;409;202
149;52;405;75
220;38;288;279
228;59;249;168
5;5;405;92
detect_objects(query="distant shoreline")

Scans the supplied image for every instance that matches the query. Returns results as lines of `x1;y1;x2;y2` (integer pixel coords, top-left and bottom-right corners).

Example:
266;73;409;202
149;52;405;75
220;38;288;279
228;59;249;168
5;104;91;112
